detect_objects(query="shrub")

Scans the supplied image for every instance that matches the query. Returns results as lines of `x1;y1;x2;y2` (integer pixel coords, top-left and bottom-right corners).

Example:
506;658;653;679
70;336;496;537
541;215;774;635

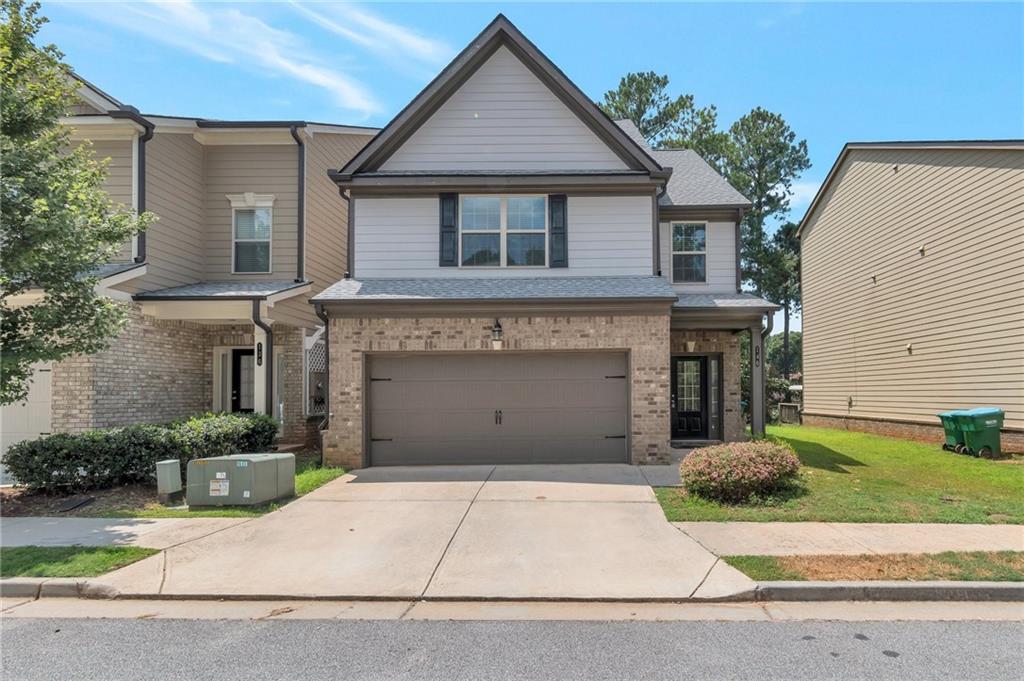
681;440;801;504
3;413;278;493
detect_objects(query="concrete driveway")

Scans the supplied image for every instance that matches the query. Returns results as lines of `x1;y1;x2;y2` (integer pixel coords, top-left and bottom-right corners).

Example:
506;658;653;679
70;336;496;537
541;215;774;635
101;465;749;601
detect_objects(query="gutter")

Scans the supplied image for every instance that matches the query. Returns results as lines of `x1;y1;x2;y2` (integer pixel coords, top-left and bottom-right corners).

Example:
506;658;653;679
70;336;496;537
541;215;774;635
251;300;275;416
759;310;774;434
735;207;746;293
289;125;306;283
110;109;154;262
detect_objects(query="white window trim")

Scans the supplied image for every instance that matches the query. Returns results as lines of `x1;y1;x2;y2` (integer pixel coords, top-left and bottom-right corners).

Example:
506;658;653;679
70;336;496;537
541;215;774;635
458;194;548;268
671;221;708;284
228;193;275;274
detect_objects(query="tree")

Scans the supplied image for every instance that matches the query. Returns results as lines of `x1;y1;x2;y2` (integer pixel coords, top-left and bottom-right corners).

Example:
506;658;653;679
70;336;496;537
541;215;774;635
725;108;810;295
0;0;152;405
766;331;802;380
762;222;802;379
660;104;734;175
599;72;692;144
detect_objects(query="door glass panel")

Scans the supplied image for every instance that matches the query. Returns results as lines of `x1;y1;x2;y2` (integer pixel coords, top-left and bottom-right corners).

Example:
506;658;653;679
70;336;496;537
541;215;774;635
709;357;720;438
238;355;255;411
678;360;701;412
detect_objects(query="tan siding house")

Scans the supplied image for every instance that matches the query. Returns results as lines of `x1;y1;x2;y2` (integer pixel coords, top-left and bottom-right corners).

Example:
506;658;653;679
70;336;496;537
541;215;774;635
799;142;1024;449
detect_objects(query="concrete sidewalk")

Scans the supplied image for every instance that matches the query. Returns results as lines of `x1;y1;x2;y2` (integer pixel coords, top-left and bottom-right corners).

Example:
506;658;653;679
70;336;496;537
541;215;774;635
675;521;1024;556
1;517;248;550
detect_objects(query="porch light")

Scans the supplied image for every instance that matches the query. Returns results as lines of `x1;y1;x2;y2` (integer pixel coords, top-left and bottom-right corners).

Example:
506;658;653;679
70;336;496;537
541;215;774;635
491;319;504;350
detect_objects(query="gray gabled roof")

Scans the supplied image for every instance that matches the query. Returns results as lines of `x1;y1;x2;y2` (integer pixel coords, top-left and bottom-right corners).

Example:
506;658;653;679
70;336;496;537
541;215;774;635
134;280;309;301
611;120;750;209
674;293;778;311
335;15;666;180
313;276;677;303
651;149;750;209
90;261;146;280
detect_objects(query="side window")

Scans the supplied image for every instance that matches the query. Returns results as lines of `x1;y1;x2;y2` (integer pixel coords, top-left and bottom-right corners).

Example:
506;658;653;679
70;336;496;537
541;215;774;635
672;222;706;283
228;194;274;274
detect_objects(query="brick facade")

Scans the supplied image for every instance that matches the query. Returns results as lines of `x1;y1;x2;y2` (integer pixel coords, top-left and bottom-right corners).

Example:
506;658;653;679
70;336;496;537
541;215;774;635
669;329;745;443
51;305;308;442
803;413;1024;454
322;312;673;468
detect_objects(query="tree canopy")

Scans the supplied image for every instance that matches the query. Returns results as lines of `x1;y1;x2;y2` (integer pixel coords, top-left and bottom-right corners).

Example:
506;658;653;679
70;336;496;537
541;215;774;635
0;0;152;404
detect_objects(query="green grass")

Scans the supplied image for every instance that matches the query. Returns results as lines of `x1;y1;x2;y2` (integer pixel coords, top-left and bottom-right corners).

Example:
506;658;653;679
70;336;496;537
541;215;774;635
1;546;158;578
656;425;1024;523
85;461;347;519
723;551;1024;582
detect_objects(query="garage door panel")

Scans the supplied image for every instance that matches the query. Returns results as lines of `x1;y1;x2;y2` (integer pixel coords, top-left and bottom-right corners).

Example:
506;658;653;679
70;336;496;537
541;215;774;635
368;352;628;466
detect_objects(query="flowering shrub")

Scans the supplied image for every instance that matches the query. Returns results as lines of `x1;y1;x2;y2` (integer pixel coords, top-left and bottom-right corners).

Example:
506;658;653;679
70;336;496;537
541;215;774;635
681;441;801;503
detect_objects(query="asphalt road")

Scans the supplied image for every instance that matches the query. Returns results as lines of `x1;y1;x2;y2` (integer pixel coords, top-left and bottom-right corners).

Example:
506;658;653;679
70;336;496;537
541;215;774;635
3;618;1022;680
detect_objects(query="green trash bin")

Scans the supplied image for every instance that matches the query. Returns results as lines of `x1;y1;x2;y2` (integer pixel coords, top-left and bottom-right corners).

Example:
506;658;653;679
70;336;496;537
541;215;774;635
937;410;967;452
953;408;1005;458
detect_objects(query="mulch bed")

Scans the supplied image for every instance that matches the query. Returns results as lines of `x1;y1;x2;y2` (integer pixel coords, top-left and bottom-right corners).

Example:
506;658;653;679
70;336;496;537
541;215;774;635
0;484;162;518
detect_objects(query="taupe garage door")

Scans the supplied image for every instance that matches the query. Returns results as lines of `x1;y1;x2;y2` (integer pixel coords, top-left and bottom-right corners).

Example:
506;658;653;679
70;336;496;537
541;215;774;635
368;352;628;466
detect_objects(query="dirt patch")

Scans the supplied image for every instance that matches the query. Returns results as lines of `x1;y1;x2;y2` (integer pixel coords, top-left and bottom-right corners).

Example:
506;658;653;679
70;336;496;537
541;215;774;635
0;484;162;517
774;552;1024;581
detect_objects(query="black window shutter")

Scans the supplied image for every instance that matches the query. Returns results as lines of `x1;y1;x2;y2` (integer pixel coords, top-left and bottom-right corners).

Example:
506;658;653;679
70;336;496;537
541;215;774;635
439;193;458;266
549;194;568;268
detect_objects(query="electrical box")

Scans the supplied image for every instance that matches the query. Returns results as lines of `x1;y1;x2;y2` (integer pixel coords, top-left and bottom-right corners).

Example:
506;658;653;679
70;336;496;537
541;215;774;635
155;459;183;504
186;453;295;507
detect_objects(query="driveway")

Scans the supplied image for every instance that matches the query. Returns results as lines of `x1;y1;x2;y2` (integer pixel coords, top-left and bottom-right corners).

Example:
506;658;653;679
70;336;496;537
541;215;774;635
100;464;749;601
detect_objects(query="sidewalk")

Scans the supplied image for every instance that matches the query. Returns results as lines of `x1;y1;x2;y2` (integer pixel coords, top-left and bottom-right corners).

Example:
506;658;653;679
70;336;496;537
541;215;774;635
675;522;1024;556
1;517;248;550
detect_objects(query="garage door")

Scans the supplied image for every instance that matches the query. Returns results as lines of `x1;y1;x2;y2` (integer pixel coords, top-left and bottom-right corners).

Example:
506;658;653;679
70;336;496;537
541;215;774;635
368;353;628;466
1;363;52;485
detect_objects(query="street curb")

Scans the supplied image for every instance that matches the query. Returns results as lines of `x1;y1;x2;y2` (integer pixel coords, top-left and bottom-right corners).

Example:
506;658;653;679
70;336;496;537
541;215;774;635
755;581;1024;602
0;578;45;599
0;578;119;600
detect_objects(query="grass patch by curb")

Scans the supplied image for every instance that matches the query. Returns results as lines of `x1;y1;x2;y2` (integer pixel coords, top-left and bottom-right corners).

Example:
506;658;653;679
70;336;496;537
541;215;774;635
723;551;1024;582
657;425;1024;523
1;546;159;578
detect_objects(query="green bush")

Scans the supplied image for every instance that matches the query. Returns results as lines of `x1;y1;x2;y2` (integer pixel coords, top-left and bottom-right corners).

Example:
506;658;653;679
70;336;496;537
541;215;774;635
681;440;801;504
3;413;278;493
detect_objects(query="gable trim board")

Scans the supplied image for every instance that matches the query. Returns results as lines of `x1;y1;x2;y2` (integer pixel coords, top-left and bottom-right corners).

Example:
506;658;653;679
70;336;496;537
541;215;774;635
797;140;1024;238
334;15;666;180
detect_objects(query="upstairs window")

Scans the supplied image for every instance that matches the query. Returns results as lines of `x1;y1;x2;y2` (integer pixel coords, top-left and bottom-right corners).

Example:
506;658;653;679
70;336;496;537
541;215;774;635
672;222;706;283
228;193;274;274
460;195;547;268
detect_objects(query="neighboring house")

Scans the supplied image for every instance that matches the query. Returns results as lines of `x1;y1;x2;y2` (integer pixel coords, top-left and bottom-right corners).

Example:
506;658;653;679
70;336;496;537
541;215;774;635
1;77;377;455
312;15;777;468
798;141;1024;451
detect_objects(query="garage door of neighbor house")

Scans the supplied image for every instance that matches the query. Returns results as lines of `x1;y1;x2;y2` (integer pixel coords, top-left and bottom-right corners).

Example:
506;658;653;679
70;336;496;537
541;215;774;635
368;352;628;466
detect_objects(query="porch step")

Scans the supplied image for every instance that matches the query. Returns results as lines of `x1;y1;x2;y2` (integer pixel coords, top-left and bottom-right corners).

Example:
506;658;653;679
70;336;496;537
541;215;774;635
670;439;722;449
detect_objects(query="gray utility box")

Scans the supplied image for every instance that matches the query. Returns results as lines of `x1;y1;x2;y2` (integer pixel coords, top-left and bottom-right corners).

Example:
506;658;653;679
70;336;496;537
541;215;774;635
186;453;295;507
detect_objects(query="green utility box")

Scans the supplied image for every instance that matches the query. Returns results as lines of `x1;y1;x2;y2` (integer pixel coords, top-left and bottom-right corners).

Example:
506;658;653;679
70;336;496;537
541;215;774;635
952;408;1005;459
937;410;967;452
186;453;295;507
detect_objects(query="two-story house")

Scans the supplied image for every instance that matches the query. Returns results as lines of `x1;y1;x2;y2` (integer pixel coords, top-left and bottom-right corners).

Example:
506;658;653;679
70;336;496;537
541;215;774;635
312;16;777;468
1;77;376;456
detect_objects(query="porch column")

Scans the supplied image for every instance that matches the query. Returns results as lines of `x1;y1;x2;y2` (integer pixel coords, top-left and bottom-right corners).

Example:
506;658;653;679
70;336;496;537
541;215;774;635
252;301;274;416
749;323;766;438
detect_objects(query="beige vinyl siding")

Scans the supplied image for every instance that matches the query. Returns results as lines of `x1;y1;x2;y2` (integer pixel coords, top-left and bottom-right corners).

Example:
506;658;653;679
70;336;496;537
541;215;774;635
137;132;205;291
353;194;652;278
380;46;628;172
90;140;135;262
801;147;1024;430
203;145;298;280
272;130;374;328
659;221;736;293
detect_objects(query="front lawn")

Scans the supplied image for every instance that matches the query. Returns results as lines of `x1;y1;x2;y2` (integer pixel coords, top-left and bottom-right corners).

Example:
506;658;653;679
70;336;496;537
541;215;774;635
1;546;158;578
1;459;347;519
656;425;1024;523
723;551;1024;582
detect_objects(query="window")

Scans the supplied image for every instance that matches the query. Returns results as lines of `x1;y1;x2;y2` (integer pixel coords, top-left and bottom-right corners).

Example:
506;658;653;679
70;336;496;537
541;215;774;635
228;193;274;274
672;222;706;283
460;195;547;267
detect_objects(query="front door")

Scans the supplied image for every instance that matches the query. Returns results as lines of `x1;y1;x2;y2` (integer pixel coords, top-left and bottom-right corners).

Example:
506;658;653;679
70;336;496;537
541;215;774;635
231;349;255;413
671;356;707;439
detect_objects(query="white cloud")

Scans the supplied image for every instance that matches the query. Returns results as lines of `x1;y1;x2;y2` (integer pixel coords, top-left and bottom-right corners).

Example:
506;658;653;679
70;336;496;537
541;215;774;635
289;2;452;76
62;1;382;117
788;180;822;210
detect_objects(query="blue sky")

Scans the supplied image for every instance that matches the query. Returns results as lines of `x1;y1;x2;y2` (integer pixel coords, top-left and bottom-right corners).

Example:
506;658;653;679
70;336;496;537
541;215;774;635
42;1;1023;331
